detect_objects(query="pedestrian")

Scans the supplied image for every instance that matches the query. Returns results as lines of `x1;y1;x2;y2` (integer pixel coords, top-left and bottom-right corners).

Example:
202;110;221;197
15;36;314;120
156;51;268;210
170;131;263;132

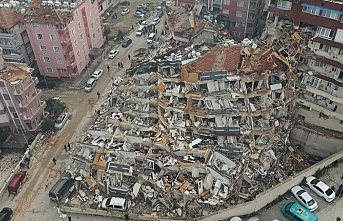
118;62;120;68
120;62;123;68
128;54;131;60
97;92;100;98
68;216;72;221
64;144;68;152
45;184;49;190
107;65;110;72
132;24;134;30
52;157;57;165
68;143;71;150
97;109;101;115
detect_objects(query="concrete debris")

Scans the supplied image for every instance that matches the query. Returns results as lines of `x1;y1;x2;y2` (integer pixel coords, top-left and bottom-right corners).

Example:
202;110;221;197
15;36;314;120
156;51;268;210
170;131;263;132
59;17;325;219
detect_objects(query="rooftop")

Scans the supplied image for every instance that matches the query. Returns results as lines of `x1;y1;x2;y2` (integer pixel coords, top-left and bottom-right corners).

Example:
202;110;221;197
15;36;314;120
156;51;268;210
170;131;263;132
23;8;72;25
0;7;24;29
184;44;242;73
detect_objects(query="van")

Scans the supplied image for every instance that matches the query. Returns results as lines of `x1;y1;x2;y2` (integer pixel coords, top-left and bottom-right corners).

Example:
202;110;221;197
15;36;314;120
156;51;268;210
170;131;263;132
147;33;156;43
281;201;318;221
8;171;27;194
101;197;127;211
49;177;74;201
84;78;97;92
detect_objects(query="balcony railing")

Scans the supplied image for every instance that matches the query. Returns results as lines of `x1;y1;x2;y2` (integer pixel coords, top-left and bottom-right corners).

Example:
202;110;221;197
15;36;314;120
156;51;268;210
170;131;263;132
58;28;69;35
61;38;71;47
67;62;77;70
64;51;74;60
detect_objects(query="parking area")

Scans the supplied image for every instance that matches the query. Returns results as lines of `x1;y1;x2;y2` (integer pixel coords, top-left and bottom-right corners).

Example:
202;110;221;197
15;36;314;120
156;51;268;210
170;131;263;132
253;159;343;220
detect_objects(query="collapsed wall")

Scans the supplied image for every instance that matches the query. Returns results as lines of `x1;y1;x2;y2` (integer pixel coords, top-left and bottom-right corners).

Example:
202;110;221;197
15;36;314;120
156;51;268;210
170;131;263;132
290;125;343;157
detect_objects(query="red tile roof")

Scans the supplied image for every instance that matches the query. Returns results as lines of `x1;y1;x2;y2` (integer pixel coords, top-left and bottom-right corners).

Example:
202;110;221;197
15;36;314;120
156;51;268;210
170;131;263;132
185;44;242;73
0;8;24;29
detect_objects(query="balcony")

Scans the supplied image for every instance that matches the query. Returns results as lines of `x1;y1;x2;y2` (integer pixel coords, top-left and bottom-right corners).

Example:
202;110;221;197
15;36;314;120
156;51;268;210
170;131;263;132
305;85;343;104
296;98;343;120
64;51;74;59
18;90;43;109
2;52;24;61
58;28;69;35
67;61;77;70
61;38;71;47
23;101;47;123
0;31;16;38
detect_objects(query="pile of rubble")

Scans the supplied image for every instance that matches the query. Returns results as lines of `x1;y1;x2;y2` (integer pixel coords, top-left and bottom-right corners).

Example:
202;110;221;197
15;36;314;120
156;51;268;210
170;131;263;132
62;31;317;218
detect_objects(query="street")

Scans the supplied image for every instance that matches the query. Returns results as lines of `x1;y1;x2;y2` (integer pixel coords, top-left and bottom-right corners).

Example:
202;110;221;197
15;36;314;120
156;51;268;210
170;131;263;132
0;10;161;221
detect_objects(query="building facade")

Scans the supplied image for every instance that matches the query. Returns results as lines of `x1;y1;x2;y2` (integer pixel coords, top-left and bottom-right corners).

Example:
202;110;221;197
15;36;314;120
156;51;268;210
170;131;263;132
0;8;35;65
207;0;264;40
24;0;105;80
267;0;343;132
0;48;46;133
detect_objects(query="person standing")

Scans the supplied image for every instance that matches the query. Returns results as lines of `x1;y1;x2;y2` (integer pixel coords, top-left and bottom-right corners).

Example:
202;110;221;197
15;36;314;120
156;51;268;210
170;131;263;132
52;157;57;165
97;92;100;98
118;62;120;68
107;65;110;72
128;54;131;60
68;216;72;221
68;143;71;151
120;62;124;68
64;144;68;152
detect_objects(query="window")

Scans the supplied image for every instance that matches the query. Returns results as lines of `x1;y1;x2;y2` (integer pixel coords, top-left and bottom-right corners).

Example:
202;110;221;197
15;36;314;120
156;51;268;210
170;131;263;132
50;34;57;41
37;33;43;40
97;28;100;33
96;17;99;23
302;6;320;15
47;24;54;29
317;27;334;39
0;87;9;94
80;34;84;40
319;44;330;52
83;44;86;51
32;23;40;28
236;11;243;17
224;0;230;5
314;60;324;67
6;100;13;107
93;33;96;38
233;31;240;37
248;13;255;20
40;45;47;51
277;0;292;10
56;58;64;64
321;10;340;20
91;23;94;28
46;67;53;73
74;39;78;46
75;10;79;17
237;1;244;7
71;28;75;36
43;56;51;62
53;46;61;53
77;51;80;57
89;12;92;17
78;22;81;29
12;113;19;118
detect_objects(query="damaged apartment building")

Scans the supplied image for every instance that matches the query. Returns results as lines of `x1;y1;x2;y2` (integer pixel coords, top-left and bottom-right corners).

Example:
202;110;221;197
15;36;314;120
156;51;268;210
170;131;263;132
62;34;316;218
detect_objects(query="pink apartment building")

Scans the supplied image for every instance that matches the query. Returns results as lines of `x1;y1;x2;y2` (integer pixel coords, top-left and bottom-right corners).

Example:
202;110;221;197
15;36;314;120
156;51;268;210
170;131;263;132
0;48;47;133
24;0;105;80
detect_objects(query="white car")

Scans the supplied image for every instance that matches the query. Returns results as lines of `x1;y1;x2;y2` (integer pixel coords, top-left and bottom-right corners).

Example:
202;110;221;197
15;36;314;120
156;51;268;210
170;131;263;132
90;69;104;80
137;3;146;8
136;27;144;37
54;112;68;130
147;33;156;43
108;50;119;59
247;218;260;221
121;8;130;15
139;21;148;29
151;17;160;25
230;217;242;221
291;185;318;211
134;11;144;18
306;176;335;202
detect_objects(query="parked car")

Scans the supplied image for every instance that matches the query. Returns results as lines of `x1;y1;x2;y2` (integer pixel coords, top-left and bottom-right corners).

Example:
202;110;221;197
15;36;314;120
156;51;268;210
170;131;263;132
54;112;68;130
101;197;127;211
113;77;123;86
84;78;97;92
281;201;318;221
121;8;130;15
108;49;119;59
136;7;148;13
90;69;104;80
229;217;242;221
156;6;162;10
306;176;335;202
121;38;132;48
247;218;260;221
8;171;27;194
291;186;318;211
119;1;130;5
139;20;148;29
0;208;13;221
137;3;146;8
147;33;156;43
151;17;160;25
49;177;74;201
157;10;164;18
136;27;144;36
134;11;144;18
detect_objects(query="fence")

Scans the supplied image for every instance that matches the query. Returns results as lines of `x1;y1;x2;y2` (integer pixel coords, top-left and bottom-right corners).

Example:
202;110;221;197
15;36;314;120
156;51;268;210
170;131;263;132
0;133;41;198
199;149;343;221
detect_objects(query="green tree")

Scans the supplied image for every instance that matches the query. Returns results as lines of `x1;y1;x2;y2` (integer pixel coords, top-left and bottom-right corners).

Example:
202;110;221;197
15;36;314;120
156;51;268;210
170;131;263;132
117;29;125;41
45;98;66;119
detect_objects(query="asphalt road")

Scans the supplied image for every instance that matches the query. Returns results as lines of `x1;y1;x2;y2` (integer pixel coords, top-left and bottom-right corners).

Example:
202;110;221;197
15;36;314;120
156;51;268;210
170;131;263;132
0;12;161;221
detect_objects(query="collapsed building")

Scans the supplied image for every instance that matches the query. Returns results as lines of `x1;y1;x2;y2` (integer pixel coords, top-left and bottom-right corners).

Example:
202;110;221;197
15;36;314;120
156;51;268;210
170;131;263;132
59;30;321;219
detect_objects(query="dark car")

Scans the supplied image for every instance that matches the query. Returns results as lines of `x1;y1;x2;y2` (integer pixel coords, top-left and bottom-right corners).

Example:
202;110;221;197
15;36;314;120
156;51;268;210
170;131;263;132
120;1;130;5
0;208;13;221
121;38;132;48
8;171;27;194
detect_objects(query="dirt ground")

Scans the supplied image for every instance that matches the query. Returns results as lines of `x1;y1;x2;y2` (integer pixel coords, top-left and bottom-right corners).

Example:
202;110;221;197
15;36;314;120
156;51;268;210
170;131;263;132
103;0;161;44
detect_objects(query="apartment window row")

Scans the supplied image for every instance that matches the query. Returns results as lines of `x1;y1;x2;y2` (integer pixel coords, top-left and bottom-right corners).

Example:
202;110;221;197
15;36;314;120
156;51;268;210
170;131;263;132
302;4;342;20
42;56;64;64
36;34;57;41
39;45;61;53
32;23;55;29
316;27;334;40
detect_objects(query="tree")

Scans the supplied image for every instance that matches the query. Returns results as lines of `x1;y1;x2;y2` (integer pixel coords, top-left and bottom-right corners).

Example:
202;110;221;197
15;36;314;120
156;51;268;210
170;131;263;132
117;29;125;41
42;98;66;132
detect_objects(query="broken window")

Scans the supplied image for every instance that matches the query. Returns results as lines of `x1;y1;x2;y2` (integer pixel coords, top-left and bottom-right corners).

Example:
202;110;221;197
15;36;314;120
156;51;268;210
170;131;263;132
319;44;330;52
297;115;305;121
